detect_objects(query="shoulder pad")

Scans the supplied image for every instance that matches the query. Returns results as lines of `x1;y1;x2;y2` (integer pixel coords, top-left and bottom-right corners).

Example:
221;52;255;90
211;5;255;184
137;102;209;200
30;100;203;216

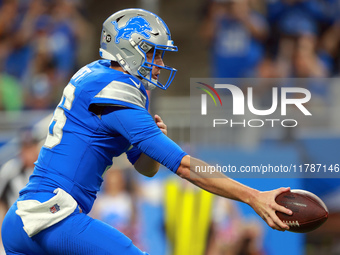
93;80;147;109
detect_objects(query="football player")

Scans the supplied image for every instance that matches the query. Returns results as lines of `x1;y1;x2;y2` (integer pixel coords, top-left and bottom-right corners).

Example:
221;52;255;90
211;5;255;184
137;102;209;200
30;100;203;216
1;8;292;255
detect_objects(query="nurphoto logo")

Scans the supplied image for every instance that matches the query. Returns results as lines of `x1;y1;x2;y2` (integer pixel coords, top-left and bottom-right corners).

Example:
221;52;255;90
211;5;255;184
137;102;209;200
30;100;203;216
197;83;312;128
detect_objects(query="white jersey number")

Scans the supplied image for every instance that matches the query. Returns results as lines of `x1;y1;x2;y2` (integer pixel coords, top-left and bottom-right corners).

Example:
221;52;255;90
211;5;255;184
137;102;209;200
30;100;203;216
44;83;76;148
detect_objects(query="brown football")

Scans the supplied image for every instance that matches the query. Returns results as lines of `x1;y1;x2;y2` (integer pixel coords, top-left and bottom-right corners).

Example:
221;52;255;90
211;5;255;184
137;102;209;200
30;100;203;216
275;189;329;233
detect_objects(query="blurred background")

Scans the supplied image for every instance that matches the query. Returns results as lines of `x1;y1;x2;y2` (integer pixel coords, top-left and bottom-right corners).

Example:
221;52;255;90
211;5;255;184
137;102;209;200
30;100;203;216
1;0;340;254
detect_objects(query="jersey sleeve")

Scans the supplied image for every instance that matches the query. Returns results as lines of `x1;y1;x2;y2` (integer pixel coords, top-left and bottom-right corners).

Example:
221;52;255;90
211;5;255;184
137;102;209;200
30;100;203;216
126;146;142;165
89;80;149;110
100;107;187;173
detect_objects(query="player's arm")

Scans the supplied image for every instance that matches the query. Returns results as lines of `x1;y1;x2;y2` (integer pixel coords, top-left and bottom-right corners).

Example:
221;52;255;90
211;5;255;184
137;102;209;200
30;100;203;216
133;115;166;177
100;107;292;231
176;155;293;231
133;155;160;177
100;107;184;177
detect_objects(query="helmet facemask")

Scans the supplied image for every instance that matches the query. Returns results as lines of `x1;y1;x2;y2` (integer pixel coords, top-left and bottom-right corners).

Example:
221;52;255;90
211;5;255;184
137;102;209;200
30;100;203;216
137;40;177;90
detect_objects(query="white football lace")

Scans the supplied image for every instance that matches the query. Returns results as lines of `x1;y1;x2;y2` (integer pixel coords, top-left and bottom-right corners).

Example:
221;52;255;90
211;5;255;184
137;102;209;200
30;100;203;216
283;221;300;227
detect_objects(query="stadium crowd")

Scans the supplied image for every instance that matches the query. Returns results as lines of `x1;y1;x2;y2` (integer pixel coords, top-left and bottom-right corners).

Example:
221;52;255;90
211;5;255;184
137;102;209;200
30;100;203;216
0;0;93;111
0;0;340;254
202;0;340;79
201;0;340;107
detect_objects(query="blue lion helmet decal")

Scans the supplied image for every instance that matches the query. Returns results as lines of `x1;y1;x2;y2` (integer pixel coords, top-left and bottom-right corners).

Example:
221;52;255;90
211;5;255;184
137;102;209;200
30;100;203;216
112;16;152;44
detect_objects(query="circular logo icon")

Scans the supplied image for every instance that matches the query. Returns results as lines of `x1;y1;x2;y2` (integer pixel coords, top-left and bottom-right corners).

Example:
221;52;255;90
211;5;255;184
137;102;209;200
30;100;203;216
106;34;112;43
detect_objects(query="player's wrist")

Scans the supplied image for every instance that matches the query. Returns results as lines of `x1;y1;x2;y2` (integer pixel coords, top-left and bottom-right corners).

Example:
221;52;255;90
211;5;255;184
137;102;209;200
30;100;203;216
243;188;260;206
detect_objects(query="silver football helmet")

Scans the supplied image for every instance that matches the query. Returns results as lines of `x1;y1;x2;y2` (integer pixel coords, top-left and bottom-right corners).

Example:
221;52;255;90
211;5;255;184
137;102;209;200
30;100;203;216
99;8;178;90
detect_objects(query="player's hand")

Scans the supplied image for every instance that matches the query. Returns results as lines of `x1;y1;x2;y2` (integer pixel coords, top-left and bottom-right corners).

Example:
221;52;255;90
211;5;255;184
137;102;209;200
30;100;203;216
250;187;293;231
155;114;167;136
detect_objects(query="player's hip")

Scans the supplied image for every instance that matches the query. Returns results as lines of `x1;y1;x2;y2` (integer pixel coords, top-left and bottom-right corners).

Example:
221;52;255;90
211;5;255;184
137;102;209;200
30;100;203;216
2;198;148;255
1;190;83;254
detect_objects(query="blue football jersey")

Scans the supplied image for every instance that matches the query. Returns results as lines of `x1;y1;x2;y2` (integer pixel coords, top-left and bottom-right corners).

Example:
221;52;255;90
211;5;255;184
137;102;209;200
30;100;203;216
20;60;150;213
